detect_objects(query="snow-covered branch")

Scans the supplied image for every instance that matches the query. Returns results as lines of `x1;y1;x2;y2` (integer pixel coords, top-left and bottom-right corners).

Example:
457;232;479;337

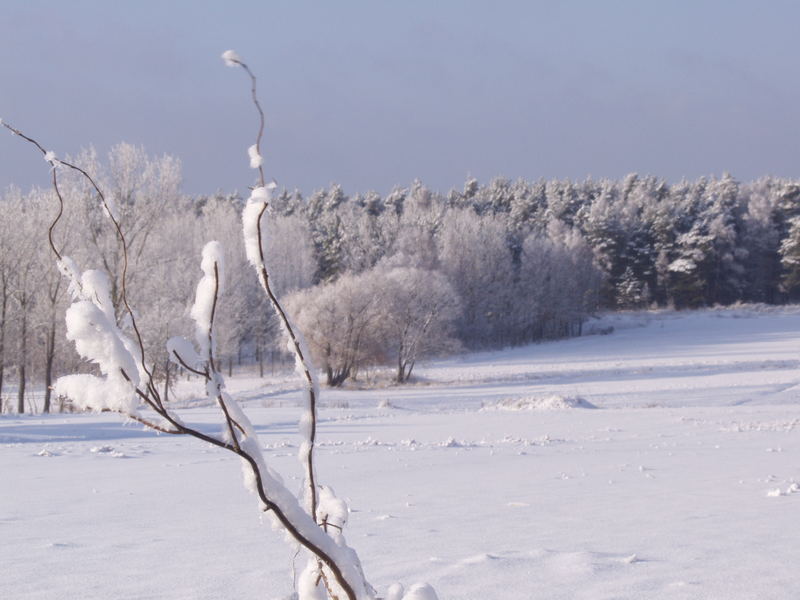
2;50;437;600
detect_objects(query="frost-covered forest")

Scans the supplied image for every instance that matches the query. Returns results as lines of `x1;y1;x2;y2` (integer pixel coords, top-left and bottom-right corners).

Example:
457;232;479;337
3;144;800;410
2;147;800;409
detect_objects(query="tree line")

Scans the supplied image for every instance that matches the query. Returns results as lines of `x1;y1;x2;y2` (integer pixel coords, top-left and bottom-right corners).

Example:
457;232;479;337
3;144;800;409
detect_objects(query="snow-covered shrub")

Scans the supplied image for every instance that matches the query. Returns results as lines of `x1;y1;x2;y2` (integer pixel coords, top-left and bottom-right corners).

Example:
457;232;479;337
286;270;382;387
286;264;461;385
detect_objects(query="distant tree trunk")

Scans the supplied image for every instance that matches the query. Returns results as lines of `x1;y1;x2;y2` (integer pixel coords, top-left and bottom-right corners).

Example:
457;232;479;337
162;358;170;403
396;359;416;384
327;366;350;387
17;308;27;414
43;319;56;413
0;290;6;399
228;356;233;377
42;280;62;414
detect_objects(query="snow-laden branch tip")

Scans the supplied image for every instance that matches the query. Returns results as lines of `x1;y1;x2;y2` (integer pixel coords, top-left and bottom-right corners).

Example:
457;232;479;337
190;241;224;360
242;182;277;268
44;150;59;169
53;268;145;415
166;336;202;372
248;144;263;169
221;49;242;67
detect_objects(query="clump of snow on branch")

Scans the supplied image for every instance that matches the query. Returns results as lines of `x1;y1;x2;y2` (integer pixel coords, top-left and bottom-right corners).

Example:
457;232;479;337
166;336;202;371
56;256;83;299
287;317;321;513
81;269;117;323
298;560;327;599
54;373;134;414
53;269;141;413
190;241;224;359
221;49;241;67
242;183;277;268
44;150;57;166
318;485;348;531
248;144;262;169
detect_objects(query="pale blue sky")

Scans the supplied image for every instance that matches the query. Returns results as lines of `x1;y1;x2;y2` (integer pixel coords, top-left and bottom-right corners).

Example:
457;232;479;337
2;0;799;196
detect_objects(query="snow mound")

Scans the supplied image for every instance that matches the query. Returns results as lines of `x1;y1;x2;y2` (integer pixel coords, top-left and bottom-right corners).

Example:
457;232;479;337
484;395;597;411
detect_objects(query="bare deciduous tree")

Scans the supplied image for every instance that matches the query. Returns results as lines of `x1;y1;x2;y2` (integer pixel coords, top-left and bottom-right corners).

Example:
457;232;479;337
373;265;461;383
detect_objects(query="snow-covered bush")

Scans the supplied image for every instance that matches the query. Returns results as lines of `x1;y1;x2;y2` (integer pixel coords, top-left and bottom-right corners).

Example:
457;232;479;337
286;270;382;387
286;264;461;385
370;265;462;383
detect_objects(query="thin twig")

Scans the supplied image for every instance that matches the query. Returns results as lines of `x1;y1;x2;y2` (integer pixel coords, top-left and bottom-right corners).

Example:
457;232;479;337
171;349;208;378
229;56;361;600
228;59;267;188
230;59;320;522
120;411;183;434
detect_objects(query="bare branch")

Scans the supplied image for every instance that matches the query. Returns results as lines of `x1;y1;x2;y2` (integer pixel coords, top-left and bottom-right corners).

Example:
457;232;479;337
119;411;183;435
227;54;369;600
226;59;267;188
229;58;320;522
171;349;208;378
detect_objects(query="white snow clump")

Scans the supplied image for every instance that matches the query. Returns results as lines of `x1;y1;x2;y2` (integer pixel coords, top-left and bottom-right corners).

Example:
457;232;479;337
317;485;349;530
386;584;405;600
53;268;143;414
166;336;202;371
484;395;597;411
242;182;277;268
248;144;263;169
400;583;440;600
221;49;241;67
297;559;327;599
190;241;224;358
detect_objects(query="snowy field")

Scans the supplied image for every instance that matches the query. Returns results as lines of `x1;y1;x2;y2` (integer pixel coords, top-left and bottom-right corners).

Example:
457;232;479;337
3;307;800;599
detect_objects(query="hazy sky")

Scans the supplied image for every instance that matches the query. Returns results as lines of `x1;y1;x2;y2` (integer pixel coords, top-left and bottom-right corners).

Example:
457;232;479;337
2;0;799;196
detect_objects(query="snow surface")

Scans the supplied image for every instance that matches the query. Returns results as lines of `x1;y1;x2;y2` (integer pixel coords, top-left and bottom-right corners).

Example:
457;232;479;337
3;307;800;599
